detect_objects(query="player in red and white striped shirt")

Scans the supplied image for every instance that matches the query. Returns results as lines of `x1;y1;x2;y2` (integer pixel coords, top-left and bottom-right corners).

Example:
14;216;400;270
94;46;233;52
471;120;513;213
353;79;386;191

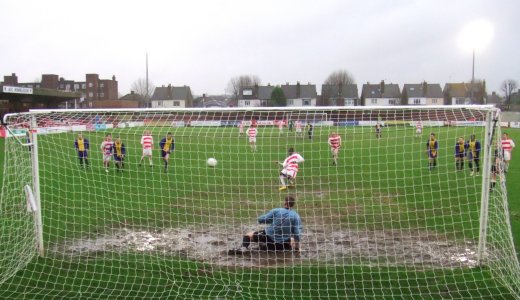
248;125;258;152
501;133;515;173
415;122;423;138
100;134;114;173
238;121;244;136
276;147;305;191
295;121;302;137
328;132;342;166
139;130;154;167
278;120;284;136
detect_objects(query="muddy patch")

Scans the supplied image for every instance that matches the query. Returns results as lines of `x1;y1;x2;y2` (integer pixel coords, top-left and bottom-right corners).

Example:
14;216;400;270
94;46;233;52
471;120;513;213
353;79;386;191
53;226;478;268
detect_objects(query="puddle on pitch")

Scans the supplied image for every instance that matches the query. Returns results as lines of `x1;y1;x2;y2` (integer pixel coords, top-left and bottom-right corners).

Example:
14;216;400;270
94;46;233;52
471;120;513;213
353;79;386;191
53;225;479;269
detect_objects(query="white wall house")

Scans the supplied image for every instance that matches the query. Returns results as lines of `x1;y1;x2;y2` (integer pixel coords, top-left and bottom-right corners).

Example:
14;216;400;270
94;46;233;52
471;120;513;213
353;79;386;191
151;85;193;108
403;83;444;106
286;98;317;107
282;82;317;107
366;97;400;106
361;82;401;106
151;99;186;108
238;86;273;107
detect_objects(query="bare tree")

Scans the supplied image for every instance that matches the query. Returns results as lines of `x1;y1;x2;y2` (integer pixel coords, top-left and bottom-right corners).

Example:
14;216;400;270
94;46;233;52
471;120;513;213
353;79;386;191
501;79;518;110
226;75;261;101
131;78;155;100
324;69;355;86
322;69;355;105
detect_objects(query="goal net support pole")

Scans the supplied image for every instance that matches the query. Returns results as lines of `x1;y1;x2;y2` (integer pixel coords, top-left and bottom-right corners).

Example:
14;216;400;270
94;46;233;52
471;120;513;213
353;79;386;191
476;110;495;265
30;115;44;257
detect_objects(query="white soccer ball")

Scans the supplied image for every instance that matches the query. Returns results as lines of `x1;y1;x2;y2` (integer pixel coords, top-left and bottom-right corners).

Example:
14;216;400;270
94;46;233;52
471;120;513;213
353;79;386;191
207;158;218;167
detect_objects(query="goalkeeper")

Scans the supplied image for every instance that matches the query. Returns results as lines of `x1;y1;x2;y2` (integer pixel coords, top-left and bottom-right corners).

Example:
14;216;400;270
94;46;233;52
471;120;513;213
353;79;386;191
229;195;302;254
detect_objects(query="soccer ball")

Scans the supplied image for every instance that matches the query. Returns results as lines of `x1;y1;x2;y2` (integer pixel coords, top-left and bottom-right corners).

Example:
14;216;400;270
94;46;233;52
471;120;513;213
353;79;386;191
207;158;218;167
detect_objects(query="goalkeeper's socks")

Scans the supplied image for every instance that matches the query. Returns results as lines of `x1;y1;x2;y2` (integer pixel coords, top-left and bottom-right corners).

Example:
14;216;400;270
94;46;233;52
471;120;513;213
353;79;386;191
242;236;251;249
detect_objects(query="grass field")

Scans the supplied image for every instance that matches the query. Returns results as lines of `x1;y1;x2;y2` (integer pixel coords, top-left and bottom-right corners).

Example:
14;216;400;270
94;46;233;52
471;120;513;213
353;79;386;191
0;124;519;299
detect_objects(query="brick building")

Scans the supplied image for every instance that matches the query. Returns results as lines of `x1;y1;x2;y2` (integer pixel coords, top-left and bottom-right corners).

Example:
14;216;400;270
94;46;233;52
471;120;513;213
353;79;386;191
4;73;118;101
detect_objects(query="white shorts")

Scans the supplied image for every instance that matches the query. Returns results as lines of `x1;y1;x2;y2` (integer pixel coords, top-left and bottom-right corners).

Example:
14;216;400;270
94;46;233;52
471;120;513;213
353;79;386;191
103;154;112;162
331;148;339;155
142;148;152;156
249;137;256;143
416;128;422;134
296;128;302;133
281;169;297;179
504;150;512;161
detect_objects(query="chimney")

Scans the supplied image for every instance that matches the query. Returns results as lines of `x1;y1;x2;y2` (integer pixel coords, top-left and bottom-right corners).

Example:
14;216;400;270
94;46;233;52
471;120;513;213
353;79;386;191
482;80;486;94
112;75;116;81
296;81;301;98
130;91;135;94
380;80;385;94
59;77;64;82
167;84;172;99
267;83;270;86
422;81;427;94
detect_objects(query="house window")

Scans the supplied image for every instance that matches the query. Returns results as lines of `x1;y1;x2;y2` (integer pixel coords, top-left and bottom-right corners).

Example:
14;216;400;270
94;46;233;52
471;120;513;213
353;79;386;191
157;101;163;107
28;84;33;88
244;100;250;106
74;84;79;90
88;92;94;97
99;93;104;98
173;101;180;106
88;102;93;108
456;98;465;104
88;83;93;88
345;99;354;106
414;99;421;105
371;99;378;104
432;99;437;104
82;83;86;89
303;99;310;106
36;84;40;88
65;84;71;91
389;99;399;105
288;99;294;105
100;83;104;88
261;100;268;106
329;98;337;106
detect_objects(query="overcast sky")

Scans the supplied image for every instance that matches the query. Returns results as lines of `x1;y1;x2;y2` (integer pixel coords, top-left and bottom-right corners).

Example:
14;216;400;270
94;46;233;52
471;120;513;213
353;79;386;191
2;0;519;97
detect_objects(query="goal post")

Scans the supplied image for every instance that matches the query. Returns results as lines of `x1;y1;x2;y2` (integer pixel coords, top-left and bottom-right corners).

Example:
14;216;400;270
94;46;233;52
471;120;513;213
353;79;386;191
0;106;519;299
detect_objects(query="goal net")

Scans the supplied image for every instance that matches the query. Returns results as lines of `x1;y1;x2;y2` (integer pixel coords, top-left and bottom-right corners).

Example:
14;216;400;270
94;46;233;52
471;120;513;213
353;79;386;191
0;106;519;299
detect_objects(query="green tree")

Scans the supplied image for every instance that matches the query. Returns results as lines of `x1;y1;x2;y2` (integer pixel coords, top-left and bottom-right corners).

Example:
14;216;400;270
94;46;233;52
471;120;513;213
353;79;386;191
271;87;286;107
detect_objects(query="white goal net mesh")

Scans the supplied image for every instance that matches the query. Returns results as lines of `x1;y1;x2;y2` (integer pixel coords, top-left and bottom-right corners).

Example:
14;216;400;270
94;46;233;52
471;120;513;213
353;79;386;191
0;106;519;299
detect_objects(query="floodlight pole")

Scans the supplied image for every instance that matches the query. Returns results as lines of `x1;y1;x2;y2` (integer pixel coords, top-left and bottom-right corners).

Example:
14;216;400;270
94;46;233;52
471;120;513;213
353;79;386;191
30;115;44;257
471;49;475;103
146;52;150;108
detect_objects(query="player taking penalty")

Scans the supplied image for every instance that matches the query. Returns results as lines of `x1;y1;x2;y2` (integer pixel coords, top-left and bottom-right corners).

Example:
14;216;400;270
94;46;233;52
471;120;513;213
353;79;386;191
139;130;153;167
100;134;114;173
160;132;175;172
248;125;258;152
276;147;304;191
328;132;341;166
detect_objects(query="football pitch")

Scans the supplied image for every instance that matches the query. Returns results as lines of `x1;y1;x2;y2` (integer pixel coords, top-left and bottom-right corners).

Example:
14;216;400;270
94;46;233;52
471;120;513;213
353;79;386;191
0;125;519;299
